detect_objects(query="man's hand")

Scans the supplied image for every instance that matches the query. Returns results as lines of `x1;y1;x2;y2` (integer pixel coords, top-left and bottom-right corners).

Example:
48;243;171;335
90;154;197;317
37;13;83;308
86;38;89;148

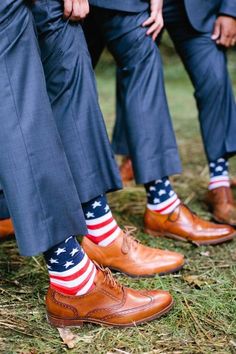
142;0;164;41
211;16;236;47
63;0;89;21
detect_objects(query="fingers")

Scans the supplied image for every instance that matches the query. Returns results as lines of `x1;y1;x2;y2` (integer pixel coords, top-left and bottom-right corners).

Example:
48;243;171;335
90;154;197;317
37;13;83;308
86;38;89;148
216;32;235;48
63;0;73;19
216;33;231;47
142;14;156;27
211;21;221;40
212;16;236;48
146;18;163;40
63;0;89;21
143;12;164;41
152;27;162;41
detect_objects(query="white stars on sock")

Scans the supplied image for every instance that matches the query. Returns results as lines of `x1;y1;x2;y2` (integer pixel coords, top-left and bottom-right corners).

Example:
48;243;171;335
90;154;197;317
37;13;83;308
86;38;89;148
49;258;59;264
92;201;102;209
165;180;170;187
208;158;230;190
65;236;73;243
86;211;94;218
55;247;66;256
104;204;110;213
70;248;79;257
146;178;180;215
64;261;74;269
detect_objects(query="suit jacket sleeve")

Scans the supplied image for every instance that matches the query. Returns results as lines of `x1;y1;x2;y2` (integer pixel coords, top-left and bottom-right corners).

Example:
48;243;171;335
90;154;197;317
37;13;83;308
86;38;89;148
219;0;236;18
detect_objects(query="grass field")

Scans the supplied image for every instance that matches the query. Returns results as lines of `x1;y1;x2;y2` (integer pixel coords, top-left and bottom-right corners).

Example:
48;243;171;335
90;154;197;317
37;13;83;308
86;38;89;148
0;42;236;354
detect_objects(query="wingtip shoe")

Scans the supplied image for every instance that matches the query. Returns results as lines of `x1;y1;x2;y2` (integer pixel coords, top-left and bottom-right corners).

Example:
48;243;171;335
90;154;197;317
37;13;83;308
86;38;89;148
46;268;173;328
81;228;184;277
144;203;236;246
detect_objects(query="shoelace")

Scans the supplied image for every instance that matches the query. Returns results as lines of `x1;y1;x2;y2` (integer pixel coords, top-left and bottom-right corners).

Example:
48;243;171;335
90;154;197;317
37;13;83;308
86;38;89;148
95;262;123;292
121;226;140;254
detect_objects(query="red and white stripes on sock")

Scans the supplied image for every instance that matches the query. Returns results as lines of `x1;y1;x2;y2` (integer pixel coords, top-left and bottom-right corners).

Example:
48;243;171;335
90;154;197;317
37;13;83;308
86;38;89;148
44;236;97;296
147;192;181;214
208;158;230;190
82;195;121;247
85;211;121;246
145;177;181;215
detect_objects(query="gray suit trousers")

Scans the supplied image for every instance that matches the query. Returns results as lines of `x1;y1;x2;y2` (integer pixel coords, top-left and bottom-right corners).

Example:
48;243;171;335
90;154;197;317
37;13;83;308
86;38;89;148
0;1;87;255
84;7;182;184
0;0;122;254
33;0;122;202
113;0;236;162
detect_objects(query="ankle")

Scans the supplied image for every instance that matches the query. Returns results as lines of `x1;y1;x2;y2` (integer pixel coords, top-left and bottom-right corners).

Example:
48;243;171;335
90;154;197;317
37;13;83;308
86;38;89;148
44;236;97;296
208;158;230;191
145;178;180;214
82;195;121;246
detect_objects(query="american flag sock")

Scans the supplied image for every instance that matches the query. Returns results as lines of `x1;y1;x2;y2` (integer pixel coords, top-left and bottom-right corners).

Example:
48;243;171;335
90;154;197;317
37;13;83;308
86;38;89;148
208;157;230;190
82;194;121;247
145;177;181;214
44;236;97;296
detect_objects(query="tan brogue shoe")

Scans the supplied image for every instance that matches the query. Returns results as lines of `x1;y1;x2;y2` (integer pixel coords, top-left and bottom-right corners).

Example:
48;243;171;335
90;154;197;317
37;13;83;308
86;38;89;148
0;218;14;241
46;268;173;328
205;187;236;226
119;157;134;183
144;204;236;246
81;228;184;277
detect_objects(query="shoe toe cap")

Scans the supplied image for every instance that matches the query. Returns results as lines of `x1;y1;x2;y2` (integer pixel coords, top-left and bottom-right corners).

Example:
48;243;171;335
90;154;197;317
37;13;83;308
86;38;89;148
147;290;174;312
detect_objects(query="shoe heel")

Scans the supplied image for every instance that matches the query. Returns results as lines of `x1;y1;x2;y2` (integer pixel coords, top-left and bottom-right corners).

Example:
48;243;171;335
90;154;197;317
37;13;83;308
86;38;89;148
46;313;83;328
144;228;163;237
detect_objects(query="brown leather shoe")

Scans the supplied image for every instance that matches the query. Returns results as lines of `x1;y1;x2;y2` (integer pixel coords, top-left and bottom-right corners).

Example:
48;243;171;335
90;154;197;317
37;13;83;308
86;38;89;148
205;187;236;227
119;157;134;183
46;268;173;328
0;218;14;241
81;228;184;277
144;203;236;246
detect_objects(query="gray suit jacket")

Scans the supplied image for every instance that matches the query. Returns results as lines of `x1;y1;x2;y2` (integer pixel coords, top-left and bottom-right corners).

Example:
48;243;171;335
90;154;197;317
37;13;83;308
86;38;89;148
89;0;236;27
185;0;236;32
89;0;148;12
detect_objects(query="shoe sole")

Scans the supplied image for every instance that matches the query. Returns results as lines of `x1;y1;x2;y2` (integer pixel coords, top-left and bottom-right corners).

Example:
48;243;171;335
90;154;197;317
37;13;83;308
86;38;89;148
46;299;174;329
109;262;185;278
144;227;236;246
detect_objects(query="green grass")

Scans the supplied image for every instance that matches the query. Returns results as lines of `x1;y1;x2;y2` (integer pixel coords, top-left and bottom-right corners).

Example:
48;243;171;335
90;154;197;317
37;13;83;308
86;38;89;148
0;45;236;353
